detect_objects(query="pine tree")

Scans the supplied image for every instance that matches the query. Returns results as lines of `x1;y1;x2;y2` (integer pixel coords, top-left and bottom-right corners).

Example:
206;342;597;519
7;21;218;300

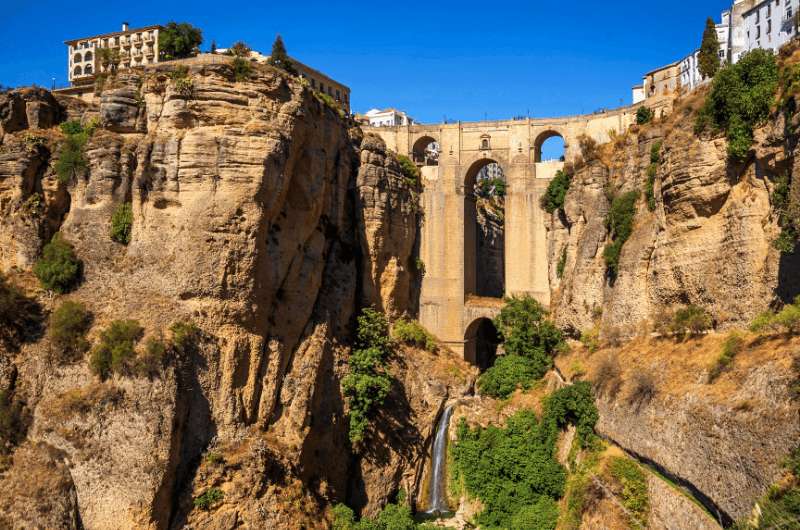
698;17;721;80
268;35;296;74
210;40;217;54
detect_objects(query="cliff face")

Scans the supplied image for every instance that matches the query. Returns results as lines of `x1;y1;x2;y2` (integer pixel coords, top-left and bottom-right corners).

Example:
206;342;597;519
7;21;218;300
0;65;453;529
547;95;798;337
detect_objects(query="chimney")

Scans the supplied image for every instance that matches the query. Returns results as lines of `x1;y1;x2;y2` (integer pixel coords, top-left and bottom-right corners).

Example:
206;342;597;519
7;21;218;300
122;21;129;32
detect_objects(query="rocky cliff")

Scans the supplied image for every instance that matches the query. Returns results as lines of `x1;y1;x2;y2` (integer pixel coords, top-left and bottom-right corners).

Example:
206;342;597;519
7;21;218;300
0;63;462;529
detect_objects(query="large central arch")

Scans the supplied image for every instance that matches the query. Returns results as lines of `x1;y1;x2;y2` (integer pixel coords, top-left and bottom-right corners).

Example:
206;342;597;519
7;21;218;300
464;158;506;299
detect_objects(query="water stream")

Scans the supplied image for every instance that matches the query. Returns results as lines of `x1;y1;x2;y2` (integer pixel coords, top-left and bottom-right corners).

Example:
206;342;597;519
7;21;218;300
426;404;455;515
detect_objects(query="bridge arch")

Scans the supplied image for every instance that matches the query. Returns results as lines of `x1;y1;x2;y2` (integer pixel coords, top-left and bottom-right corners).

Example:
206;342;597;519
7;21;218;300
534;130;567;162
464;158;506;298
412;135;439;166
463;317;500;370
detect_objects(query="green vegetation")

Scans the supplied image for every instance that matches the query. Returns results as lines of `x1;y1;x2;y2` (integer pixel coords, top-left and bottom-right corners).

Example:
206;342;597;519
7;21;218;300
626;370;657;408
478;355;540;399
769;172;799;254
556;246;568;279
608;456;650;528
267;34;296;74
668;305;713;338
695;49;778;160
603;190;639;278
475;175;507;198
479;296;564;396
392;318;437;352
593;354;622;398
734;446;800;529
709;331;744;382
540;169;572;214
750;296;800;335
231;56;253;82
397;154;421;187
645;141;662;211
451;383;599;528
110;203;133;245
698;17;721;80
332;495;435;530
49;300;92;362
168;66;194;97
170;320;201;355
158;22;202;60
193;487;223;511
342;308;393;445
580;326;600;353
33;233;82;293
136;337;167;376
315;91;345;117
636;106;654;125
89;320;144;380
97;47;121;73
55;120;97;183
0;274;42;351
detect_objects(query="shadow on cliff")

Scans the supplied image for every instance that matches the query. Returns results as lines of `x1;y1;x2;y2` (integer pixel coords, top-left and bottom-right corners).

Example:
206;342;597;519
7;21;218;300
777;248;800;304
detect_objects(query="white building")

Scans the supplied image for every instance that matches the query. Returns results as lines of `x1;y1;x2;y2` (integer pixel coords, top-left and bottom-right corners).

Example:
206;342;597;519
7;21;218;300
632;84;645;104
742;0;800;55
66;23;161;84
363;108;414;127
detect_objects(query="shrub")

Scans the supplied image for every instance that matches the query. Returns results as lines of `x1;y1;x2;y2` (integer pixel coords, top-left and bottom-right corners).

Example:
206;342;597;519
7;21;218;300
607;457;649;527
110;203;133;244
593;354;622;398
396;154;420;186
33;233;82;293
695;49;778;160
478;355;539;398
231;56;253;82
670;305;713;338
55;123;90;183
49;300;92;362
636;106;654;125
135;337;167;377
542;381;600;447
626;370;657;408
342;308;393;445
603;190;639;278
170;321;201;356
578;135;599;162
509;496;559;530
315;91;344;117
89;320;144;380
556;246;568;279
645;141;662;212
493;295;564;379
332;497;424;530
229;41;251;57
0;390;27;452
193;487;223;510
580;326;600;353
0;274;42;351
540;169;572;213
392;318;437;352
709;332;744;382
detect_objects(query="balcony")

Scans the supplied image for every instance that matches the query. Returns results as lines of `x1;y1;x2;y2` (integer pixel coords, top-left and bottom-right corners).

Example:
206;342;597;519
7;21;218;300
144;47;155;57
131;48;142;58
144;33;155;42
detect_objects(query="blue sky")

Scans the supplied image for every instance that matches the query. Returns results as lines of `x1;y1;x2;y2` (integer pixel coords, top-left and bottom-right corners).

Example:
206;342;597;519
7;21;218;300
1;0;730;125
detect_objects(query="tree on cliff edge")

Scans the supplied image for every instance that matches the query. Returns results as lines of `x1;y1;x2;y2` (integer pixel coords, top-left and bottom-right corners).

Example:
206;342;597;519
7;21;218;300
268;35;296;74
158;22;203;61
698;17;721;79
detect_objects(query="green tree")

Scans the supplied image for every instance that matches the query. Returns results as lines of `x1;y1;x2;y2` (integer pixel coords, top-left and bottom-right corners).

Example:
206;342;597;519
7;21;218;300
158;22;203;60
33;233;82;293
699;17;721;79
540;169;572;213
267;35;296;74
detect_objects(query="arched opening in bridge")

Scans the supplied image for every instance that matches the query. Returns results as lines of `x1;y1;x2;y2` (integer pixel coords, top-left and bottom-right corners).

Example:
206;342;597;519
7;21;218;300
412;136;439;166
464;159;505;299
534;131;566;163
464;318;500;370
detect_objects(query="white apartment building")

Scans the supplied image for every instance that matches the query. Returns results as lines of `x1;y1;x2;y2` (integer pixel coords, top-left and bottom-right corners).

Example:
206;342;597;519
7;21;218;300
742;0;800;54
66;23;160;84
364;108;414;127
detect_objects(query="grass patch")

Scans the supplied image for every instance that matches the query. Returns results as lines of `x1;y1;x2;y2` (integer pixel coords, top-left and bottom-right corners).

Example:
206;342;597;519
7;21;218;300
709;331;744;382
392;318;437;352
193;487;223;510
607;456;649;528
750;296;800;335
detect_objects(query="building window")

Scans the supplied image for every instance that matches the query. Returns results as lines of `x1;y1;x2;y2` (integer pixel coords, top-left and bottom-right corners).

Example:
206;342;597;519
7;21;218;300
85;65;93;74
73;65;82;76
73;52;82;63
319;82;324;92
84;51;93;62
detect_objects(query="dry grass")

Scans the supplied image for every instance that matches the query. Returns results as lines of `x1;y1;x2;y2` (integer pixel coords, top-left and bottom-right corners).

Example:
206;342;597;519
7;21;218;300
43;382;124;421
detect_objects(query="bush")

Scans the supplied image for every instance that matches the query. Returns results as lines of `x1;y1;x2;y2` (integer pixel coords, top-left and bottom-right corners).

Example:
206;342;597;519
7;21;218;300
695;49;778;160
751;298;800;335
110;203;133;244
478;355;539;398
89;320;144;380
670;305;713;338
55;126;89;183
193;487;223;510
626;370;657;408
396;154;420;187
332;496;426;530
603;190;639;278
494;295;564;379
33;233;82;293
580;326;600;353
135;337;167;377
542;381;600;447
342;309;393;445
49;300;92;362
170;321;201;355
709;332;744;382
593;354;622;398
556;246;568;279
540;169;572;213
0;274;42;351
607;457;649;527
509;496;559;530
645;141;662;212
636;106;654;125
231;56;253;82
578;135;599;162
0;390;27;452
392;318;437;352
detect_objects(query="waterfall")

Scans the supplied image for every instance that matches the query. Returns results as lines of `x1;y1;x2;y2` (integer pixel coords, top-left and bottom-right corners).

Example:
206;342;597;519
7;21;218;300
426;404;455;515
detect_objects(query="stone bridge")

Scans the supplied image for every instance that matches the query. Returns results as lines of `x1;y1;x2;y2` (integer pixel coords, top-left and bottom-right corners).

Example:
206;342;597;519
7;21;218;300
366;101;669;364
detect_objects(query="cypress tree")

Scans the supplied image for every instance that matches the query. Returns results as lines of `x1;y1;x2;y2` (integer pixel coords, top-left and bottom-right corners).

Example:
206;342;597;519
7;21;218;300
268;35;296;74
698;17;721;79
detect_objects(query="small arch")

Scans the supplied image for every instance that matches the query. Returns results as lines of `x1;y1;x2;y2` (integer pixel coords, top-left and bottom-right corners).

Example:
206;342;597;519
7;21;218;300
73;65;82;76
84;64;93;75
534;130;566;162
480;134;491;151
412;135;439;166
73;52;82;63
84;51;93;62
464;318;500;370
